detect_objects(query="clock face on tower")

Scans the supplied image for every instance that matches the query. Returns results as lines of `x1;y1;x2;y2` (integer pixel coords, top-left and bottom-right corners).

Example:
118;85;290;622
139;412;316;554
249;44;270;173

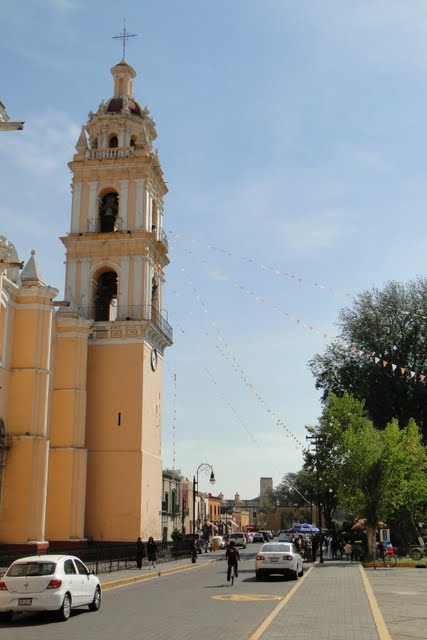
150;348;158;371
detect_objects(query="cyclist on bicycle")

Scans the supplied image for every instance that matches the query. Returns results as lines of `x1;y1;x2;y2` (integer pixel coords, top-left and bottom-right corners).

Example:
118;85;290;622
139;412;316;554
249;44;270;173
226;540;240;581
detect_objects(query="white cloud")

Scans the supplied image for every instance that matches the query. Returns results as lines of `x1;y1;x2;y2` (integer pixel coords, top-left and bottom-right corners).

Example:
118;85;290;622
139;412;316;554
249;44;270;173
0;111;80;177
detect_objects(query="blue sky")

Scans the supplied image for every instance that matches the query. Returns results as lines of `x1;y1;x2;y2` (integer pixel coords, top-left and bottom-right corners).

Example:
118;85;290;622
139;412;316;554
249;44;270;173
2;1;427;498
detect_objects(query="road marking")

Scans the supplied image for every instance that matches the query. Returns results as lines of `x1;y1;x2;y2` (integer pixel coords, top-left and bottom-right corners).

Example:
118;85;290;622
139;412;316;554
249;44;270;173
102;559;217;591
248;566;314;640
359;565;392;640
213;594;282;602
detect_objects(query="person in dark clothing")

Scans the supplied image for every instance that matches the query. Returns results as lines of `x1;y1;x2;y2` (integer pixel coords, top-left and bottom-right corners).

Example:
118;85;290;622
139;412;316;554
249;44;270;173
311;534;319;562
225;540;240;581
147;536;159;569
136;536;146;569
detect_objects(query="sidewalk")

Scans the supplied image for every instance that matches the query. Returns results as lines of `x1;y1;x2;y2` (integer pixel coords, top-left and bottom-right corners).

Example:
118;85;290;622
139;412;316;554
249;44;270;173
254;561;384;640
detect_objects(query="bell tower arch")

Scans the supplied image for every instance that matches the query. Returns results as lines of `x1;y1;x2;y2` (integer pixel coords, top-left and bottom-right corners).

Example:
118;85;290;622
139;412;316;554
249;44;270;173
58;58;173;542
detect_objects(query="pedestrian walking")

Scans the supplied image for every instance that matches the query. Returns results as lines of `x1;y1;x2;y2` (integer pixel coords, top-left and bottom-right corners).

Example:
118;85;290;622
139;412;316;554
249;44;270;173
343;541;353;561
136;536;146;569
147;536;159;569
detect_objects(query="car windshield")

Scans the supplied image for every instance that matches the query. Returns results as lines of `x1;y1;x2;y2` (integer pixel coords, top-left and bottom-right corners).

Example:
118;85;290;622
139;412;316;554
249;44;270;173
7;562;56;577
261;544;291;553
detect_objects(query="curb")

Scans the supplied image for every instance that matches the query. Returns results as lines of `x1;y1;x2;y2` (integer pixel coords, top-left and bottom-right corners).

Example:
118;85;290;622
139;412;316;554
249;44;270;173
102;558;217;591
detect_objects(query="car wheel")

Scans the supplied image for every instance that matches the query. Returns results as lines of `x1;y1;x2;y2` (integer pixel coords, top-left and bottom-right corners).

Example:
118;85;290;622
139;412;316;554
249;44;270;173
293;568;299;580
89;586;101;612
409;548;423;561
255;571;262;581
298;563;304;577
0;612;13;623
56;593;72;621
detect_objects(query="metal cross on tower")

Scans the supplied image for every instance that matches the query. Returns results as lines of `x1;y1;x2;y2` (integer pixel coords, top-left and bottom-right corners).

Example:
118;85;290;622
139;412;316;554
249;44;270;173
113;20;138;60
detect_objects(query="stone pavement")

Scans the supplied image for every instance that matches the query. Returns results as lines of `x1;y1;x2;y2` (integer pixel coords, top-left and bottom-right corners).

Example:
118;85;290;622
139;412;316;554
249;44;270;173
97;556;427;639
98;553;216;590
256;562;380;640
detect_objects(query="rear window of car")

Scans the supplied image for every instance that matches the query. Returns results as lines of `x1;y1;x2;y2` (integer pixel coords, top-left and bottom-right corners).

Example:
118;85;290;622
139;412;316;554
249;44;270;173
261;544;291;553
230;534;244;538
7;562;56;577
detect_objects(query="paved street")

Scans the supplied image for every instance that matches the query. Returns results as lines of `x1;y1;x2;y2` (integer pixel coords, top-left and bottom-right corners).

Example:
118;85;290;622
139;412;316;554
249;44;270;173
1;547;426;639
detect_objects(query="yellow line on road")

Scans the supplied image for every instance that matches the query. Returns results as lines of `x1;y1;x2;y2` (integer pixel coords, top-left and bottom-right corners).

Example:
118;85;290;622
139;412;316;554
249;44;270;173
359;565;392;640
102;559;216;591
248;566;314;640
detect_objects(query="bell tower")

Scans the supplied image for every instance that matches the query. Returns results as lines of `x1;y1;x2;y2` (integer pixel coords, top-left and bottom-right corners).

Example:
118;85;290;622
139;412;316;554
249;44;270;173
59;59;173;541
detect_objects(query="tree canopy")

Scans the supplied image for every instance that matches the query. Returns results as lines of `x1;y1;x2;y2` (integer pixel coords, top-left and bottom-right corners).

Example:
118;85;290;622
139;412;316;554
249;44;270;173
302;393;427;555
309;278;427;439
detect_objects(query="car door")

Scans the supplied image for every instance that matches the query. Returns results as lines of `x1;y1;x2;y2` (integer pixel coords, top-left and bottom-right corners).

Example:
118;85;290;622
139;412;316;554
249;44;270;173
63;558;80;604
73;558;93;605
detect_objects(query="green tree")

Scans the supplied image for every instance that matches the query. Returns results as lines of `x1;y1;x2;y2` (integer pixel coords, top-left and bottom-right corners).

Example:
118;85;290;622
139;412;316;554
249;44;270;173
275;470;316;507
305;392;369;529
339;417;427;558
309;279;427;439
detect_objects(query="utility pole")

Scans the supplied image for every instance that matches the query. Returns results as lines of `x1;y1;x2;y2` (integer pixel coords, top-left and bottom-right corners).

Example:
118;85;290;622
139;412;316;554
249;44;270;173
306;434;324;564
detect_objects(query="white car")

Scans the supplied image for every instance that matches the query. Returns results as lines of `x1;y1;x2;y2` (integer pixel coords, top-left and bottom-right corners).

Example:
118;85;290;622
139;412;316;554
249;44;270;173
256;542;303;580
0;554;101;622
210;535;226;549
229;533;247;548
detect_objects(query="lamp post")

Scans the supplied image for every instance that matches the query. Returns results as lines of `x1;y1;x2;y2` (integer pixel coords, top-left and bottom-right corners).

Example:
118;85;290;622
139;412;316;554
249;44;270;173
192;462;215;563
306;433;324;564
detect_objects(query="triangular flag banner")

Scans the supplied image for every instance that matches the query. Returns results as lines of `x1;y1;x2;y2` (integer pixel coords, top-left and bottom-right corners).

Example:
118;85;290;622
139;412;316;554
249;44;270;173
420;374;425;382
392;364;397;372
401;367;406;375
410;371;416;379
382;360;388;367
374;357;380;364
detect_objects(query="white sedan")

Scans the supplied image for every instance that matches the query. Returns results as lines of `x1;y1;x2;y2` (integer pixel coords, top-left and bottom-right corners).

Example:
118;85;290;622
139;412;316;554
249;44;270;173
256;542;303;580
0;554;101;622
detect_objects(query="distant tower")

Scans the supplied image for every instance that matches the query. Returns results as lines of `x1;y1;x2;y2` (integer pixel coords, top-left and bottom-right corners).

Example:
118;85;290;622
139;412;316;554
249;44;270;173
260;477;273;497
52;58;173;541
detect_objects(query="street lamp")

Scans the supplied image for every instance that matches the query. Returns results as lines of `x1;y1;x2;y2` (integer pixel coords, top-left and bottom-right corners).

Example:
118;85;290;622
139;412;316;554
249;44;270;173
192;462;215;563
306;433;324;564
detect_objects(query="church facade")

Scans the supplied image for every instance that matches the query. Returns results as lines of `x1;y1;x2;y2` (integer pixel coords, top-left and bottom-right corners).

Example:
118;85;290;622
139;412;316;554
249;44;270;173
0;58;172;547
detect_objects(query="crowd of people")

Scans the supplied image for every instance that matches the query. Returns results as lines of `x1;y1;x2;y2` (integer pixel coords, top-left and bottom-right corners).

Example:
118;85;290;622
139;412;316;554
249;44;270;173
289;530;369;562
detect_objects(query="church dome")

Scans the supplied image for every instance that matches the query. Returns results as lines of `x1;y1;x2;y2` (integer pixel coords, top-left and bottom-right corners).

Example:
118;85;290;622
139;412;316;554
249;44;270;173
106;97;142;116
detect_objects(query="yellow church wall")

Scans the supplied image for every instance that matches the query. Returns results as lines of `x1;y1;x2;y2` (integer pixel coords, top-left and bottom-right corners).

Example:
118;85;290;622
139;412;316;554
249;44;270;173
9;306;53;370
85;450;143;540
141;344;163;455
45;448;87;541
0;437;48;543
140;451;162;540
85;341;145;451
7;370;49;436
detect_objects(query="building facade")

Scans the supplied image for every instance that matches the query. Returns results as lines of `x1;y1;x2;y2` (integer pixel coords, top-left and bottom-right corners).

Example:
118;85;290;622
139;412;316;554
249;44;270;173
0;58;172;547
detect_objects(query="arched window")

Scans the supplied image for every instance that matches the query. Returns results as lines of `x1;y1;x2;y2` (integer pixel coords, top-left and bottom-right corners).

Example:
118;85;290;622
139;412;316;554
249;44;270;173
109;135;118;148
99;192;119;233
130;136;137;147
92;137;98;149
94;271;118;321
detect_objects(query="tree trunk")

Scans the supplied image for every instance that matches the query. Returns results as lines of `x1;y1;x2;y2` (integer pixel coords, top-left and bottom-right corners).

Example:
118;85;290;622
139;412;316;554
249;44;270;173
366;525;377;561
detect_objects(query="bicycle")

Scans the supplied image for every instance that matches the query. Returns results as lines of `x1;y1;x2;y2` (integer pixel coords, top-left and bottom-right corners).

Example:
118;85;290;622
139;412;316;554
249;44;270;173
373;553;397;569
229;564;237;586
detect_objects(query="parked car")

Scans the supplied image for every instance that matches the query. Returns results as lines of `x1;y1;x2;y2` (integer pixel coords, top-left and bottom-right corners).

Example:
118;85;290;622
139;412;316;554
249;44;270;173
256;542;303;580
252;532;265;543
229;532;247;548
278;531;292;542
0;555;101;622
257;530;271;541
210;535;226;549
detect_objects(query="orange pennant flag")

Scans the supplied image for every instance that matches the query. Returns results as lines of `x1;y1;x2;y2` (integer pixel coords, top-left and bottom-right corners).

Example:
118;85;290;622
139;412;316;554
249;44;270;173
400;367;406;375
382;360;388;367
